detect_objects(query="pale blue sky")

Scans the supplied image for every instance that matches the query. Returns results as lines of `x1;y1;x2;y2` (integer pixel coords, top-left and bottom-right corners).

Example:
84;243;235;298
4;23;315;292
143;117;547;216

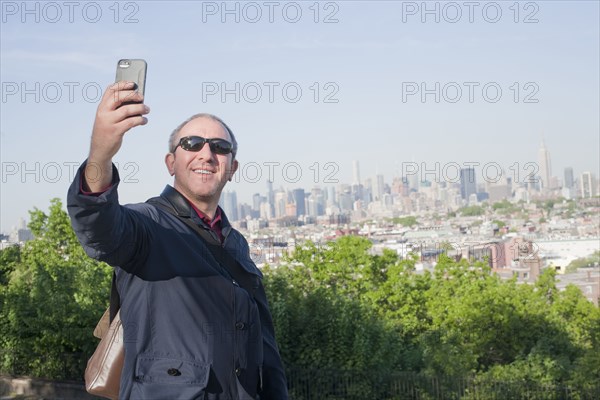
1;1;599;233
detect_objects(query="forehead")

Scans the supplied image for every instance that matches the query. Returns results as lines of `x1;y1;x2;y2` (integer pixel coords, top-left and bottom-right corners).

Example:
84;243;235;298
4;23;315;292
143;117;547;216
177;117;229;140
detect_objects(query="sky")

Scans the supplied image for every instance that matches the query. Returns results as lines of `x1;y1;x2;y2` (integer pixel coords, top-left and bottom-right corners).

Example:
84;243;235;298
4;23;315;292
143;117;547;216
1;0;599;233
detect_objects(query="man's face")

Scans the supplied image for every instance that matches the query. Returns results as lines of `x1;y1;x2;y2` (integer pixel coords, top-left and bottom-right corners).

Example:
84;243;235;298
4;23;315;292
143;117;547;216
165;117;238;205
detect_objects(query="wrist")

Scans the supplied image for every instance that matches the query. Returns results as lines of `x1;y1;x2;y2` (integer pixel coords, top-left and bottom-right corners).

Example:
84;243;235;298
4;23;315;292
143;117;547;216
84;158;113;192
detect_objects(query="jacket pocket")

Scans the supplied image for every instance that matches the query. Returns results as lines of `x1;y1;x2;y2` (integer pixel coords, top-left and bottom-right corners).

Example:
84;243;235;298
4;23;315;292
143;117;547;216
131;354;210;400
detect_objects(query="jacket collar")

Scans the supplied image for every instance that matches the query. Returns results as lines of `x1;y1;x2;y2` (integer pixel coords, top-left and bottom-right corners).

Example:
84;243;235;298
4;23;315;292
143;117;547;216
159;185;232;233
159;185;192;218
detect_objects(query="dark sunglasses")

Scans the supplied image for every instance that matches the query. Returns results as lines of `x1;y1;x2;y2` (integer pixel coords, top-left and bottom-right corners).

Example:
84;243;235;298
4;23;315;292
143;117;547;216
174;136;233;155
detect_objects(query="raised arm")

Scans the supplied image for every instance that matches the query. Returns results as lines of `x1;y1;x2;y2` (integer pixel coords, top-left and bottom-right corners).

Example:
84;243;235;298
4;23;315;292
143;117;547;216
67;81;152;271
84;81;149;192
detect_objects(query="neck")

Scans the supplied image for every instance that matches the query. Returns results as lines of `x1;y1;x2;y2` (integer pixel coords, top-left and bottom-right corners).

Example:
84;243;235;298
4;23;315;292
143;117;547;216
189;199;218;220
173;185;218;219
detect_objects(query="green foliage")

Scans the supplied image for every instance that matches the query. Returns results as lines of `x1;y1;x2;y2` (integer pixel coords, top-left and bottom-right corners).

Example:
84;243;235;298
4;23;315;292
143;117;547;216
2;200;599;398
0;198;112;379
0;244;20;285
565;250;600;273
265;237;600;397
492;200;522;215
458;205;485;216
391;216;419;227
264;238;406;398
491;220;505;229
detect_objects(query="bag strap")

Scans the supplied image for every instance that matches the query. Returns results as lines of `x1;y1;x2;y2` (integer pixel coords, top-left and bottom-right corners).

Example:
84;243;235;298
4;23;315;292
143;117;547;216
147;197;259;297
109;272;120;323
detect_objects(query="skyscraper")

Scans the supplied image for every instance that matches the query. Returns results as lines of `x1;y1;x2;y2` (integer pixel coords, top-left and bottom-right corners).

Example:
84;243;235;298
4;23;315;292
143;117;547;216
564;167;574;189
292;188;306;217
352;160;361;185
274;190;287;219
252;193;262;212
219;190;239;221
266;179;274;216
460;168;477;200
376;174;385;201
538;139;552;190
581;171;597;198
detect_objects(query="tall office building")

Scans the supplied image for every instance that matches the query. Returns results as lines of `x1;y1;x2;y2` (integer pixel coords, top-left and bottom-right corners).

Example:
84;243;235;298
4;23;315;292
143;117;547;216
309;187;325;216
274;190;287;219
292;188;306;217
219;190;238;221
352;160;361;185
538;139;552;189
564;167;574;189
252;193;262;212
581;171;597;198
376;174;385;201
337;184;353;211
266;179;275;216
327;186;337;206
460;168;477;200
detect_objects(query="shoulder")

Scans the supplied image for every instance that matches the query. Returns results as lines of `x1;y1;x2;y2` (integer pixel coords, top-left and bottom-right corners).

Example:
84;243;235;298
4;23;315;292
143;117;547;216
124;202;162;222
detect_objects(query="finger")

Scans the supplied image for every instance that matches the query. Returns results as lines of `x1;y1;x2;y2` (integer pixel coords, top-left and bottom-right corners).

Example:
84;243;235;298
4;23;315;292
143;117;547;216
110;91;144;110
103;81;135;100
116;103;150;122
115;115;148;133
114;80;136;91
101;82;140;109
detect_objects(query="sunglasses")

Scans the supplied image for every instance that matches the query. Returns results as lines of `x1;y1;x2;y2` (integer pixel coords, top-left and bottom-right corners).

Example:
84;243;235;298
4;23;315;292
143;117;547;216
174;136;234;155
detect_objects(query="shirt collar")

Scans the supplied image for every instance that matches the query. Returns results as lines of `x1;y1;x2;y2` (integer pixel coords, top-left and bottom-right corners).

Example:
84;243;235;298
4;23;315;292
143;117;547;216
189;203;222;229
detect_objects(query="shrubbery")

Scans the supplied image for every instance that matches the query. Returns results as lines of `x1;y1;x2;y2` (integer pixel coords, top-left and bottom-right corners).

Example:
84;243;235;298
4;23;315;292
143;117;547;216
1;200;599;398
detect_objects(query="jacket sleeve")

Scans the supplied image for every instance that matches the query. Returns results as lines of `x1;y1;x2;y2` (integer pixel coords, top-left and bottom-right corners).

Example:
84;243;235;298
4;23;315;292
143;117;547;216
66;160;152;272
254;282;289;399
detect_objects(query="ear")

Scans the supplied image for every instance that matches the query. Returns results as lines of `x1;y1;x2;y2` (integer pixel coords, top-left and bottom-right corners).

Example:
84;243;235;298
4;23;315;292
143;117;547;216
228;159;239;181
165;153;175;176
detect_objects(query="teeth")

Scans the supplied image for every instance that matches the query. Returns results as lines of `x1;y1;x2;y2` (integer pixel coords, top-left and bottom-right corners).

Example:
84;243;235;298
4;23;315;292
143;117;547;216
193;169;213;175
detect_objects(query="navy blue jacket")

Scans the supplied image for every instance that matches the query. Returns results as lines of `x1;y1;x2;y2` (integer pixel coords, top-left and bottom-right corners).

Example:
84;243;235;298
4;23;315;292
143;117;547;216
67;162;288;400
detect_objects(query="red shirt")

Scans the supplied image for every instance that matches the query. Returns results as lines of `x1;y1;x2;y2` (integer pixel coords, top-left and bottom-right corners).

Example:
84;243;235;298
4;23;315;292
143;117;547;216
189;203;224;244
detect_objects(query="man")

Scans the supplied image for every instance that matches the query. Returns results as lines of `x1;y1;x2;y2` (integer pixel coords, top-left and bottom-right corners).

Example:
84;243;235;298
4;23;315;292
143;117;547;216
67;82;289;399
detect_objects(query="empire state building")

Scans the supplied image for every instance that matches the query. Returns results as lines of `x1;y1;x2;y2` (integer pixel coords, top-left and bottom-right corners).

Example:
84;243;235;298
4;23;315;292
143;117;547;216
538;138;552;190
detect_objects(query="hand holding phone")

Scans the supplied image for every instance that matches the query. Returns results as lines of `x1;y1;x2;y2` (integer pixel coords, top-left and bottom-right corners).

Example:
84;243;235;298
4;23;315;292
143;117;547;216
115;59;147;105
84;60;149;192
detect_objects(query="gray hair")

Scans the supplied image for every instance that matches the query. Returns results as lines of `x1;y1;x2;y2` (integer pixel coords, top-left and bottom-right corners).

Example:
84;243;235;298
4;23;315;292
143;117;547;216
168;113;238;160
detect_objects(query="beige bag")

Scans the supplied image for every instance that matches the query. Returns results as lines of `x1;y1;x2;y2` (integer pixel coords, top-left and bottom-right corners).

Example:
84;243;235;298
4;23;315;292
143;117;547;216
85;308;124;400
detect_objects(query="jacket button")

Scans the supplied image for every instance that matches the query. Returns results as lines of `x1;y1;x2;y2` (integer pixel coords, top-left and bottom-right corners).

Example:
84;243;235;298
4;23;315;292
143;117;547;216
167;368;181;376
235;322;245;330
235;368;242;376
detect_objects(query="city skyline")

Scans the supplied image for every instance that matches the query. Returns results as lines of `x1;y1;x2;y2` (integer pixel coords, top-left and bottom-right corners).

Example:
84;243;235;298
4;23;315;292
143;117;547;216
1;1;599;233
2;141;599;234
2;136;598;233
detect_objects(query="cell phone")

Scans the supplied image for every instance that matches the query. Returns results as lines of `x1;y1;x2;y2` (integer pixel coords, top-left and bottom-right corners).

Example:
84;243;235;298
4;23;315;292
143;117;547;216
115;59;147;103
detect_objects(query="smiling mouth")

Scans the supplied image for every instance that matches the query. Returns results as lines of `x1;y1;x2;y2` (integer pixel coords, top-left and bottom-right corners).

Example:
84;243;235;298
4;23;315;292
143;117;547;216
193;169;215;175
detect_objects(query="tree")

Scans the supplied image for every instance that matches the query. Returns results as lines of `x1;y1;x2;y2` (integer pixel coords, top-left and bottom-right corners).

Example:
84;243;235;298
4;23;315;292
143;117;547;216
565;250;600;273
391;216;419;227
0;199;112;379
0;244;20;285
459;205;485;216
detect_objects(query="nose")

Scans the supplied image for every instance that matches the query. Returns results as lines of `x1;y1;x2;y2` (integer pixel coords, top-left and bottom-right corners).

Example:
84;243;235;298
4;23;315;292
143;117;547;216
194;141;217;163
